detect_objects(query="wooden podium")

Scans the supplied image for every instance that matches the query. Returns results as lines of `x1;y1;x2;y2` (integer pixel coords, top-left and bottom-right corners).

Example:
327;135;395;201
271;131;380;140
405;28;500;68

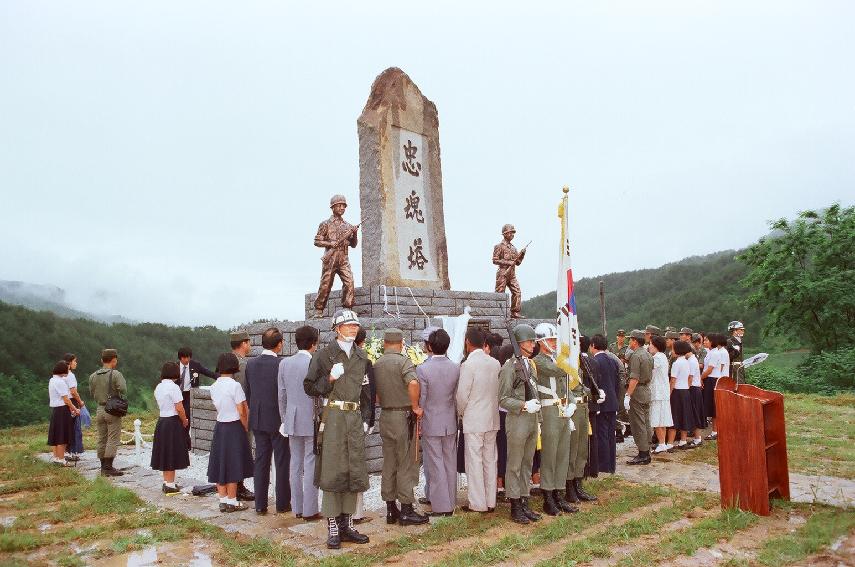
715;377;790;516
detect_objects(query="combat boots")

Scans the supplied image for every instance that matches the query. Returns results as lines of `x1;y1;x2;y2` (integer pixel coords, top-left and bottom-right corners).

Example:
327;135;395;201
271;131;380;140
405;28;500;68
326;517;341;549
510;499;530;524
542;490;562;516
564;479;580;503
100;458;123;477
398;503;429;526
554;490;578;513
520;497;542;522
574;478;597;502
337;514;369;544
385;501;400;524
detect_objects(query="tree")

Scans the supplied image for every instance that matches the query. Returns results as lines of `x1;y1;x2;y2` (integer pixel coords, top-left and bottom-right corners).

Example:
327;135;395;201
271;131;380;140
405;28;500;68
738;203;855;353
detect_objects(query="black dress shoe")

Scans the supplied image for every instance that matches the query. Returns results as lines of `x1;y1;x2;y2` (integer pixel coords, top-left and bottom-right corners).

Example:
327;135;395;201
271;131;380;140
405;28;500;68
161;483;180;495
255;508;268;515
399;503;429;526
237;486;255;501
303;513;324;522
295;513;303;519
627;454;651;465
487;507;495;513
386;501;400;524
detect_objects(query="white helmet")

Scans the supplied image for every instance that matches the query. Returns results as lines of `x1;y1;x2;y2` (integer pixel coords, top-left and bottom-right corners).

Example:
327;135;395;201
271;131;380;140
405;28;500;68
535;322;558;341
332;309;360;329
727;321;745;332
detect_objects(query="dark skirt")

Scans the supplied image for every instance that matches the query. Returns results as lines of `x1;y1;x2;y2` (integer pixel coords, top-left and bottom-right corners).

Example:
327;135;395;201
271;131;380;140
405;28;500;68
670;389;694;432
150;416;190;472
207;420;253;484
703;376;718;418
47;406;73;446
689;386;705;431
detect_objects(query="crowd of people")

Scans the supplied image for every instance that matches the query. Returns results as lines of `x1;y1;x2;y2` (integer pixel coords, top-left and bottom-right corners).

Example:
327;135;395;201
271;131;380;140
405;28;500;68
45;310;746;550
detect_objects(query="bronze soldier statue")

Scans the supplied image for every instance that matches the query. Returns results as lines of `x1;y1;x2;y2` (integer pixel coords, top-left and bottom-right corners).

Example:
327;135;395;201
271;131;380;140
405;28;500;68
314;195;359;316
493;224;526;319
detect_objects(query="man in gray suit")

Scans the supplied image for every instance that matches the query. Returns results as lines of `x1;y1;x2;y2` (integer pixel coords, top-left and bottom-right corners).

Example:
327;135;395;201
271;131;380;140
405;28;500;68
456;327;501;513
417;329;459;517
278;325;323;521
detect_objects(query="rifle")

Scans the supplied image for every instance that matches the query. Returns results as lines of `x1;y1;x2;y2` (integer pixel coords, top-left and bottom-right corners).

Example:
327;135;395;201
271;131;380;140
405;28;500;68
322;221;362;265
502;240;532;278
506;323;543;422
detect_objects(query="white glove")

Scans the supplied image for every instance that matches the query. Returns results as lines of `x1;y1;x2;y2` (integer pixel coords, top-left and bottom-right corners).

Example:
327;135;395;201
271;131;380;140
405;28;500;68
367;425;374;436
278;424;288;438
330;362;345;380
567;417;576;432
363;422;369;434
597;389;606;404
563;402;577;418
524;399;542;414
624;394;631;411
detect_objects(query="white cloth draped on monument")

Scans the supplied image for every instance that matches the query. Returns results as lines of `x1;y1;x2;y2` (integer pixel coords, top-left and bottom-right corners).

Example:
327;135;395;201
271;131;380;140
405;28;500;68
438;306;472;364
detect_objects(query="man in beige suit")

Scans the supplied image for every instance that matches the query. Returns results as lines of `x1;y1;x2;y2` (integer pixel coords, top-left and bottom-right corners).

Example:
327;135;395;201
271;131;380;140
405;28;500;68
455;327;501;513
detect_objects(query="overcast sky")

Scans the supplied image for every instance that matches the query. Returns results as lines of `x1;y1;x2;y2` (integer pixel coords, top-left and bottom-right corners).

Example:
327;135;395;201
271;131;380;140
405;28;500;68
1;1;852;328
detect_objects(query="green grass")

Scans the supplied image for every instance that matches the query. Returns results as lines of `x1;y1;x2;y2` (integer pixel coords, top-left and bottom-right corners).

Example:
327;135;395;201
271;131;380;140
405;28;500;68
754;350;809;372
433;478;670;567
534;491;717;566
755;506;855;565
614;507;759;566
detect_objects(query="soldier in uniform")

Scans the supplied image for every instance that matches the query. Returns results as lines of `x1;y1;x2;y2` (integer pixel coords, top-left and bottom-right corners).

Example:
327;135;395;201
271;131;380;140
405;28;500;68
533;323;578;515
230;331;255;502
664;330;679;367
608;329;628;359
644;325;662;345
304;309;372;549
493;224;526;319
625;330;653;465
726;321;745;379
314;195;359;316
608;330;630;443
567;337;602;504
374;328;429;526
88;349;126;477
499;324;543;524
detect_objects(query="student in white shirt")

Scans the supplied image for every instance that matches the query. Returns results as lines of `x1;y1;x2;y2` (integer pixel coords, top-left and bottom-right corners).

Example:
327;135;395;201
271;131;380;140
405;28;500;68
62;353;86;461
687;350;705;447
701;334;730;440
207;353;253;513
150;362;191;494
666;342;693;449
48;360;80;466
648;336;673;454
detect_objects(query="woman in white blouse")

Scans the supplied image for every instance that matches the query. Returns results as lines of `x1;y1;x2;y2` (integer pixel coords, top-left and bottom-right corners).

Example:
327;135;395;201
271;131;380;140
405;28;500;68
48;360;80;466
150;362;190;494
648;336;674;454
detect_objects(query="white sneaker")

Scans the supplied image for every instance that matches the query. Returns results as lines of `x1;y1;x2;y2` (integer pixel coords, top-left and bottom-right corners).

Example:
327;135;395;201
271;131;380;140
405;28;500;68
653;444;669;454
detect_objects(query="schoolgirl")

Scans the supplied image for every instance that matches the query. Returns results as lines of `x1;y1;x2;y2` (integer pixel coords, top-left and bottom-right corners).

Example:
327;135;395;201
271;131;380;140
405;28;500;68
667;341;693;450
688;346;705;447
48;360;80;465
151;362;191;494
207;353;253;513
648;336;673;454
62;353;86;461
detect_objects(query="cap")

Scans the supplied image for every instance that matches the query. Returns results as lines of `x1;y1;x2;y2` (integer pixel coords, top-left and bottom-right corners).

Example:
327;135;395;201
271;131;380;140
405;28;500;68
664;326;676;333
664;331;679;339
644;325;662;336
330;194;347;208
501;223;516;235
216;353;241;375
616;329;626;336
332;309;360;329
384;328;404;342
630;329;646;341
230;331;250;343
101;348;118;359
421;325;440;341
679;327;693;335
691;333;702;342
160;361;180;381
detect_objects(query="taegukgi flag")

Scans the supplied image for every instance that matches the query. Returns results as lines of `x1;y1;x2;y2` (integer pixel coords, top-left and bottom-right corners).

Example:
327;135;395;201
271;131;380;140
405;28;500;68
555;187;581;387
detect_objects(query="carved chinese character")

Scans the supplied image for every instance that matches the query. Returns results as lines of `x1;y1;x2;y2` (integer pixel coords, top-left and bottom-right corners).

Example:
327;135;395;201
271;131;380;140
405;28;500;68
402;140;422;176
403;190;425;223
407;238;429;270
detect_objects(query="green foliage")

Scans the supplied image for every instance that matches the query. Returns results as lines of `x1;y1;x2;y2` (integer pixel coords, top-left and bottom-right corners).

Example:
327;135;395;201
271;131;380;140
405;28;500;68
522;250;783;347
0;301;227;428
797;347;855;392
739;203;855;353
743;366;833;395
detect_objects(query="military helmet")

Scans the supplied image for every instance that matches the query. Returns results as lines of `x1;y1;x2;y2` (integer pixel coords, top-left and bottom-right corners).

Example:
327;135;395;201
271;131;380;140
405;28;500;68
534;322;558;341
512;323;537;343
727;320;745;332
332;309;360;329
501;223;516;235
664;330;679;339
330;194;348;208
679;327;694;335
644;325;662;336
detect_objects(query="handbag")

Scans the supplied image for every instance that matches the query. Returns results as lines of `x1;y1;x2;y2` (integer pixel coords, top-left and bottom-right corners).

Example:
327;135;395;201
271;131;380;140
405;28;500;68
104;369;129;417
79;405;92;428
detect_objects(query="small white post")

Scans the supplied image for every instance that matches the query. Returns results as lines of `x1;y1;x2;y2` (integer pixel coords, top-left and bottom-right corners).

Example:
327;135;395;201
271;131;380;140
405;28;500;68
133;419;142;466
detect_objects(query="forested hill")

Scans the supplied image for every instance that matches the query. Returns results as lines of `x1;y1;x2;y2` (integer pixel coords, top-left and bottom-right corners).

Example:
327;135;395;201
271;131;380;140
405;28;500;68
521;250;776;348
0;301;227;427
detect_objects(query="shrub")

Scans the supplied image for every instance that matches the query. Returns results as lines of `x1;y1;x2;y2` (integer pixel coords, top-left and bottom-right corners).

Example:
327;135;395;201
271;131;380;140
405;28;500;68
798;348;855;392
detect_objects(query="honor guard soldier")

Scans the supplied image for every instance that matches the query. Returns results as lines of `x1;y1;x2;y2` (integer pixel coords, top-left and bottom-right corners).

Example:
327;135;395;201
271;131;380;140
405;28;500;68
499;324;542;524
89;349;127;477
726;321;745;379
493;224;527;319
533;323;578;516
304;309;372;549
374;328;429;526
314;195;360;316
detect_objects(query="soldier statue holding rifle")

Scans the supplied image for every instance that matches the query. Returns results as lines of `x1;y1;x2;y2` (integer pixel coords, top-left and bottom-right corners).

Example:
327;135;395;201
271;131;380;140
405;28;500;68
493;224;529;319
314;194;360;316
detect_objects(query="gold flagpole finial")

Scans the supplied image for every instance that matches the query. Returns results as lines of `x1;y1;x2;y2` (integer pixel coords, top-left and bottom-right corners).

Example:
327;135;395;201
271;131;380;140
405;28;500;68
562;185;569;194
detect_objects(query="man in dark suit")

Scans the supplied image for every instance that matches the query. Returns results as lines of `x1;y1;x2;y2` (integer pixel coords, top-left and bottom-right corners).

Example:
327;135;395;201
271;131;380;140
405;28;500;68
245;327;291;515
589;335;621;473
177;347;216;448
